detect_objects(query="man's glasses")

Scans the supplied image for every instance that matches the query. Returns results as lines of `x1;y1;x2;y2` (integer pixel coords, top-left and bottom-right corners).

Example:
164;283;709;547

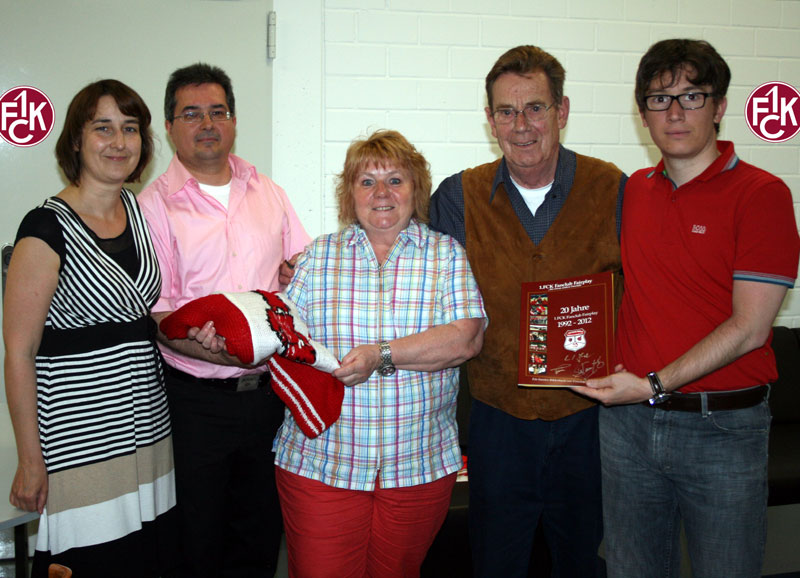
173;110;233;124
492;103;554;125
644;92;711;111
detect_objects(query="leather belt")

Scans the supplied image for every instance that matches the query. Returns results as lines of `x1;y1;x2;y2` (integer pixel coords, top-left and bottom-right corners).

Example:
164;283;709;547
647;385;768;412
164;365;271;393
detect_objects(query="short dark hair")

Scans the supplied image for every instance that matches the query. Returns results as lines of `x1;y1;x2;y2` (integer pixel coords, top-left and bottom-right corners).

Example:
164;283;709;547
336;130;431;227
485;45;566;111
164;63;235;121
635;39;730;132
55;79;153;186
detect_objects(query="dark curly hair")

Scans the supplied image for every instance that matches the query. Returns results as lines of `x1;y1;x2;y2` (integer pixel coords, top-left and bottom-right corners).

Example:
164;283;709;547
635;39;730;132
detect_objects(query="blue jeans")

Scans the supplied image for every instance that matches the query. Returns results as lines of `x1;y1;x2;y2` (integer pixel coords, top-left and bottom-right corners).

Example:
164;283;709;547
599;400;770;578
468;400;603;577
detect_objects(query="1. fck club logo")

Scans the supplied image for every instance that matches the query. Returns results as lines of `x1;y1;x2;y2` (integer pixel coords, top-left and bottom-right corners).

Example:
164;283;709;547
745;81;800;143
0;86;55;147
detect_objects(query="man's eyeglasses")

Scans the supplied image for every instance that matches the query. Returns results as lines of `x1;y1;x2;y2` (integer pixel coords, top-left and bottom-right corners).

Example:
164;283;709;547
173;110;233;124
492;103;554;125
644;92;711;111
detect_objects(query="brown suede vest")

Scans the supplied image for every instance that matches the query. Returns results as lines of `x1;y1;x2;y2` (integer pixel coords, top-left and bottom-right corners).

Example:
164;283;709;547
463;154;623;420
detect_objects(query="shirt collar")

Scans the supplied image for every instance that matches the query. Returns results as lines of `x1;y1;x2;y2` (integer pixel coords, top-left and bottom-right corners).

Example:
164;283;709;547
646;140;738;183
164;153;258;196
344;219;427;250
489;144;570;203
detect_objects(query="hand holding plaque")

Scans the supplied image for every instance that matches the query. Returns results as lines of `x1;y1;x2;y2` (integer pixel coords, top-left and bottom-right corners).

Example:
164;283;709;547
518;271;614;387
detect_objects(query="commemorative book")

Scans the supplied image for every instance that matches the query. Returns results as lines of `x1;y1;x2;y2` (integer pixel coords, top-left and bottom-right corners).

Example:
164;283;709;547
518;271;614;387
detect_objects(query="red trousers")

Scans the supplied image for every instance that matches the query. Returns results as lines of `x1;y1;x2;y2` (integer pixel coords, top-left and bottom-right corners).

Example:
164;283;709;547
276;468;456;578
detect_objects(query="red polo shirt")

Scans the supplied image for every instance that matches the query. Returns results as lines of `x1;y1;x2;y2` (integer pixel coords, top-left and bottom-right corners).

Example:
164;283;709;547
616;141;799;392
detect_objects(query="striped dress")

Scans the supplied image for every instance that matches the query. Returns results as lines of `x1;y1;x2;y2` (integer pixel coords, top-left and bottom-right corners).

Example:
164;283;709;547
18;190;179;577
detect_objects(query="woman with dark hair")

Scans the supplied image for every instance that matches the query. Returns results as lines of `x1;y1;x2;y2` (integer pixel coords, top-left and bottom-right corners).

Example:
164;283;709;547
274;129;487;578
3;79;178;577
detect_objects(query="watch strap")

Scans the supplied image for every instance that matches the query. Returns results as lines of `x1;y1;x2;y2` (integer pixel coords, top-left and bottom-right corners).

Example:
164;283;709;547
379;341;392;365
378;341;396;376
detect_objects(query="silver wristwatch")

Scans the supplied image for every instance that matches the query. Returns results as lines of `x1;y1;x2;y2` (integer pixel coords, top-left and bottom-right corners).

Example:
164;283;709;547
378;341;396;376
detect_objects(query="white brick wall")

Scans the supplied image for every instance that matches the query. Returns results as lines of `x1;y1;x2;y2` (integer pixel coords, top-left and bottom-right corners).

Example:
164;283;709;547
273;0;800;326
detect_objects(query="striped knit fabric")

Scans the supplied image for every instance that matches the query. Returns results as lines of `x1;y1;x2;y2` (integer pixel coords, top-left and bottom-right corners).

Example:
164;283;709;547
160;290;344;437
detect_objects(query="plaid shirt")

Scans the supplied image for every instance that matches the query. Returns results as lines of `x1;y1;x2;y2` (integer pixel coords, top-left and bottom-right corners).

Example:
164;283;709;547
274;220;486;490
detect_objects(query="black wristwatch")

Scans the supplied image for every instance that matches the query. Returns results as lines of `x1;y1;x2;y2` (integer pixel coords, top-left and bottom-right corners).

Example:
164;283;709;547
378;341;396;377
646;371;670;405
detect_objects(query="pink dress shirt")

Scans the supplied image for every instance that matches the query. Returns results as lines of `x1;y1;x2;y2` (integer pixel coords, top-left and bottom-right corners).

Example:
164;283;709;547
138;153;310;379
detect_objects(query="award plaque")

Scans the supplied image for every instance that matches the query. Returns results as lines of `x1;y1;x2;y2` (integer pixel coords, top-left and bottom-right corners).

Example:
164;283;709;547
518;271;614;387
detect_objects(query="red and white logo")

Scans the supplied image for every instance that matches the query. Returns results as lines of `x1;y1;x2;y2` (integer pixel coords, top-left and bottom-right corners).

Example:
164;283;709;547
745;81;800;143
0;86;55;147
563;328;587;353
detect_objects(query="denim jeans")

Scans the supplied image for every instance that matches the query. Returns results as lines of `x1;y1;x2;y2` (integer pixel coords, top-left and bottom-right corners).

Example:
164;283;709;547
468;400;603;577
599;399;770;578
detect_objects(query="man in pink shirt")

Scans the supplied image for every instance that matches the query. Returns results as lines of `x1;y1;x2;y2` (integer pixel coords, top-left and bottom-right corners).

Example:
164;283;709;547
138;63;310;578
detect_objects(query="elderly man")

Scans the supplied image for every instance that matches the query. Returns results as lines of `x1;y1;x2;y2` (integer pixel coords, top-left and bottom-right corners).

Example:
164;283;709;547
577;39;800;578
138;63;310;578
429;45;625;577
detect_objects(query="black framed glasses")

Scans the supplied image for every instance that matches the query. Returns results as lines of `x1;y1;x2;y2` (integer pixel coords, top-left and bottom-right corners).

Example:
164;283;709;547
173;110;233;124
492;103;554;125
644;92;711;111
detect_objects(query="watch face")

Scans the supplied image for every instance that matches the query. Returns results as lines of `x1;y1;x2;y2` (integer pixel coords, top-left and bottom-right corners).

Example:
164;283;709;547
379;365;396;377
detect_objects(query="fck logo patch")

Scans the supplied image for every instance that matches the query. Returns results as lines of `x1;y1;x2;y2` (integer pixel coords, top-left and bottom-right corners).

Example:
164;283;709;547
745;81;800;143
0;85;55;147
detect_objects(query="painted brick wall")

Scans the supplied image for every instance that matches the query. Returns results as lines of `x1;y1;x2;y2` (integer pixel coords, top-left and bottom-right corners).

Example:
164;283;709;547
276;0;800;325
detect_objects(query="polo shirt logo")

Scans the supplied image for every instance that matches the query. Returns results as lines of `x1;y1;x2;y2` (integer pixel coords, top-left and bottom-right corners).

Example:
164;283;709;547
691;224;707;234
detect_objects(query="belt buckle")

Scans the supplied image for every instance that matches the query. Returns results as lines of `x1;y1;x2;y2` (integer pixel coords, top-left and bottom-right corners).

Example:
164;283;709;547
236;374;260;392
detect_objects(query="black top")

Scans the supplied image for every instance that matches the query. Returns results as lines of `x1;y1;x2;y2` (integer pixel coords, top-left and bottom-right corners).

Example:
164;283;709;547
16;201;139;279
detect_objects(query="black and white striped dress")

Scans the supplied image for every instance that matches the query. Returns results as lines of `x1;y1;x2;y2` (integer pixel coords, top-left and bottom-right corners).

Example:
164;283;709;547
17;189;179;577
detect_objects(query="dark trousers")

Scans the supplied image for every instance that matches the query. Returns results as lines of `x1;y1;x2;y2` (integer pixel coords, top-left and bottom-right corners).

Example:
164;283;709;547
166;373;286;578
468;400;603;578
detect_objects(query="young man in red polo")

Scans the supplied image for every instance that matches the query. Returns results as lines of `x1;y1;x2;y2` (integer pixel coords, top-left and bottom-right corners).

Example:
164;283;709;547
576;39;800;577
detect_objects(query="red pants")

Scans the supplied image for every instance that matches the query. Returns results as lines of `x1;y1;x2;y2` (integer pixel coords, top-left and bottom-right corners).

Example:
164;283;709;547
275;468;456;578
